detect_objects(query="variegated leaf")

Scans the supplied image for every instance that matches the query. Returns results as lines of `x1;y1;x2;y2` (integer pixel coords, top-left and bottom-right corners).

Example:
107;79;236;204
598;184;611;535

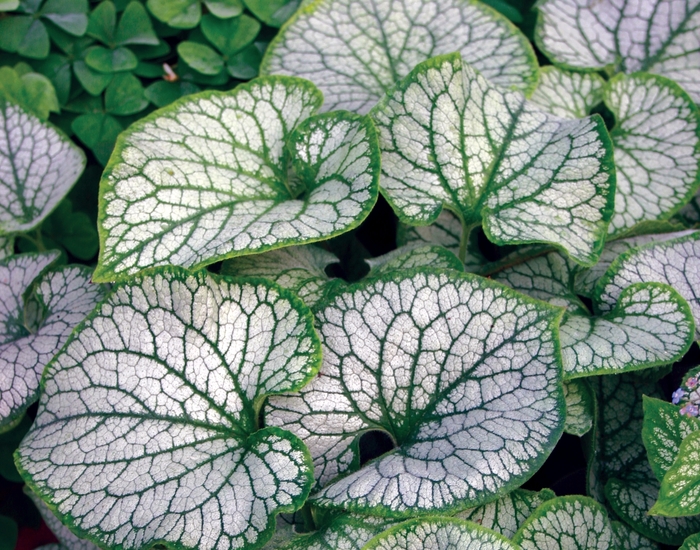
652;430;700;516
563;379;594;436
529;66;605;119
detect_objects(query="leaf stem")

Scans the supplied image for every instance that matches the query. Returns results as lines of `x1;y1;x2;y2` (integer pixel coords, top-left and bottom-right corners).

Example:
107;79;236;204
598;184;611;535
458;221;477;264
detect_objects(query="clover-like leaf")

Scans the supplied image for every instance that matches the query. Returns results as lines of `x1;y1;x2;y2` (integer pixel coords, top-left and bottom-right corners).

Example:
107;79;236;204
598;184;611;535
277;513;399;550
651;430;700;516
365;244;463;277
222;245;338;308
611;520;660;550
536;0;700;103
95;76;380;282
604;73;700;236
1;264;107;432
455;488;556;538
362;517;519;550
0;96;86;235
261;0;537;114
267;269;565;516
643;396;700;482
512;496;616;550
563;379;594;436
597;231;700;338
371;53;615;266
15;268;321;550
529;66;605;119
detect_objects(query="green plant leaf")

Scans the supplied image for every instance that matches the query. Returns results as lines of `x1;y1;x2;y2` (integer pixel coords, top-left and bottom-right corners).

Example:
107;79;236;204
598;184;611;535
0;97;85;234
681;533;700;550
365;244;463;278
87;0;116;44
0;1;19;10
262;0;537;113
41;199;99;260
104;72;148;115
40;0;89;36
95;77;380;282
371;53;615;266
604;73;700;237
0;263;107;432
596;231;700;339
277;513;398;550
146;0;200;28
0;15;50;58
115;1;158;46
455;488;556;538
652;431;700;516
0;237;13;260
512;495;616;550
71;112;123;165
204;0;243;18
36;53;72;106
643;396;700;482
563;379;594;437
84;45;138;73
0;516;18;550
0;66;60;120
529;66;605;119
201;13;260;58
362;517;519;550
227;42;262;79
15;268;321;550
611;521;659;550
144;80;200;108
243;0;299;27
222;245;338;309
267;270;565;516
73;59;113;96
536;0;700;103
177;40;224;75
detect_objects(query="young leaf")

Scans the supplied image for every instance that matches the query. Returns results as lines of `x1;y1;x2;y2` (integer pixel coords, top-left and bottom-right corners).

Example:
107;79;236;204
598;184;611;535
604;74;700;237
261;0;537;113
611;520;660;550
563;379;594;437
536;0;700;103
95;77;379;281
529;66;605;119
371;53;615;266
15;268;321;550
512;495;616;550
222;245;339;308
643;396;700;482
277;513;399;550
455;488;556;538
267;269;565;516
0;264;107;432
204;0;243;19
362;517;519;550
652;430;700;516
0;97;85;234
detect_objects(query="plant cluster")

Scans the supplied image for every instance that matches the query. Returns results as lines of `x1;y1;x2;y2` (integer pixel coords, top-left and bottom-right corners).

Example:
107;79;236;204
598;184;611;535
2;0;700;549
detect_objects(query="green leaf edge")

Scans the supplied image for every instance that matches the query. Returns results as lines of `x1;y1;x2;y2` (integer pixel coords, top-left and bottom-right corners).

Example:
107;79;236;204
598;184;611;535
651;430;700;517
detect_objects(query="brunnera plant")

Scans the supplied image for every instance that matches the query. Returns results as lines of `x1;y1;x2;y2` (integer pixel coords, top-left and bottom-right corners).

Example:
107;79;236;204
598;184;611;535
3;0;700;549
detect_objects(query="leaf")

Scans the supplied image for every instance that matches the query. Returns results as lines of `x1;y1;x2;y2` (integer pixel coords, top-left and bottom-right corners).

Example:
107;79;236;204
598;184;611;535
681;533;700;550
222;245;338;308
0;97;85;234
243;0;299;27
15;268;321;550
536;0;700;104
455;488;556;539
204;0;243;19
611;520;660;550
36;53;72;106
40;0;89;36
512;496;616;550
41;199;99;261
0;66;60;120
652;431;700;516
0;16;50;58
371;53;615;266
95;77;380;281
86;0;116;44
73;60;113;96
563;379;594;437
177;41;224;75
267;270;565;516
201;13;260;58
115;1;158;46
226;42;262;80
71;112;123;165
104;72;148;115
362;517;519;550
529;66;605;119
261;0;537;113
604;74;700;237
643;396;700;482
25;487;99;550
596;231;700;339
278;513;398;550
146;0;200;28
365;244;463;278
0;264;107;432
84;45;138;73
144;80;200;108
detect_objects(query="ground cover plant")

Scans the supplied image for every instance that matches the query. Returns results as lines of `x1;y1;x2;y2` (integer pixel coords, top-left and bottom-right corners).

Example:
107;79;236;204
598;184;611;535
3;0;700;549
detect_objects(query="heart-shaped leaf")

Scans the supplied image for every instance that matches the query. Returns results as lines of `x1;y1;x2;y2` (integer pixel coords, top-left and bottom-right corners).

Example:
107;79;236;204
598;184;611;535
261;0;537;113
371;53;615;266
16;268;321;550
362;517;519;550
267;269;565;516
95;76;380;282
612;520;660;550
563;379;594;436
0;97;85;234
529;66;605;119
651;430;700;516
536;0;700;103
1;262;107;431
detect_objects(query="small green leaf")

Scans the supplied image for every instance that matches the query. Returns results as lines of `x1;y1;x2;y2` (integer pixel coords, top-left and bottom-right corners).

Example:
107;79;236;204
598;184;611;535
204;0;243;18
73;59;113;96
115;1;158;46
40;0;89;36
16;268;320;550
84;45;138;73
144;80;200;107
0;65;59;120
0;97;85;234
201;13;260;57
146;0;200;28
0;15;50;58
262;0;537;112
563;379;594;437
104;72;148;115
363;517;519;550
0;516;18;550
243;0;299;27
681;532;700;550
512;496;616;550
226;42;261;79
71;112;123;165
86;0;116;44
177;40;224;75
652;431;700;516
267;270;565;516
529;66;605;119
36;53;72;106
42;199;99;260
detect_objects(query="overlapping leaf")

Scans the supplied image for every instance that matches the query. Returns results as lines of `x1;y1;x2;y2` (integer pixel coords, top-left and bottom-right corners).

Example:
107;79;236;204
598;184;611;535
261;0;537;113
563;379;594;436
651;430;700;516
612;521;660;550
277;513;398;550
365;244;463;277
0;96;86;234
267;269;565;516
95;76;380;281
16;268;321;550
371;53;615;266
529;66;605;119
512;496;616;550
536;0;700;103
